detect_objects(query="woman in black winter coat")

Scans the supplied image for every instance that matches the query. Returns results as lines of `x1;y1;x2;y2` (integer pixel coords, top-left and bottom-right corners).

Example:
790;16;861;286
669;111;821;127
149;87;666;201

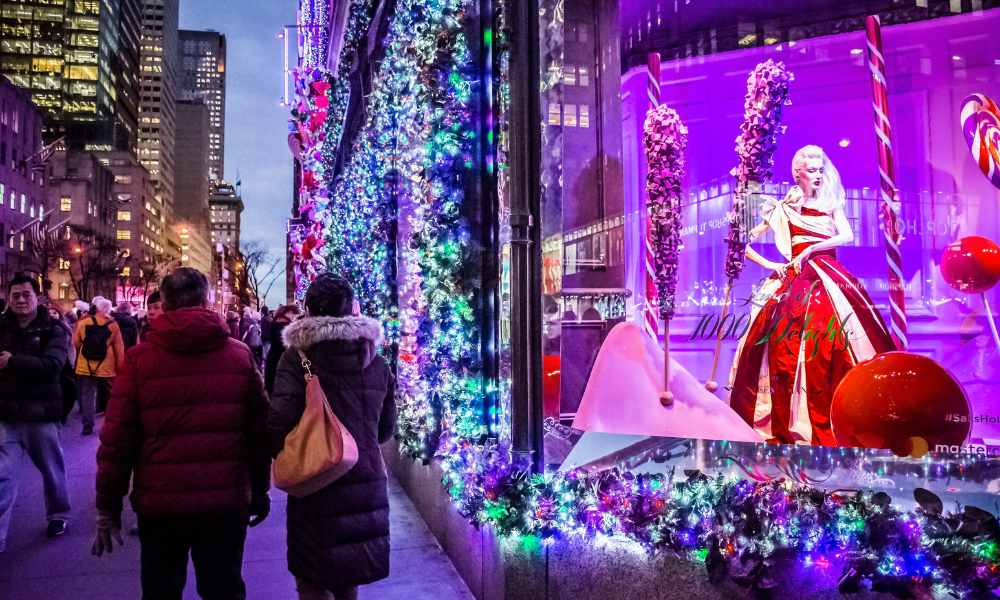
268;274;397;600
264;304;302;394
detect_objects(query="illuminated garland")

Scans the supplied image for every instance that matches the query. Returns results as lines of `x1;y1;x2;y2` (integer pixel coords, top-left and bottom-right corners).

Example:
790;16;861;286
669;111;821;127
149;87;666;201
317;0;482;457
323;0;376;153
438;439;1000;598
287;70;332;300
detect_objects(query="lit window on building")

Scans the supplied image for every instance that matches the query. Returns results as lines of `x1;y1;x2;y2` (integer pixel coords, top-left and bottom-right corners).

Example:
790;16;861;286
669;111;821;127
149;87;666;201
548;103;562;126
564;104;578;127
117;230;132;240
60;196;72;212
118;210;132;221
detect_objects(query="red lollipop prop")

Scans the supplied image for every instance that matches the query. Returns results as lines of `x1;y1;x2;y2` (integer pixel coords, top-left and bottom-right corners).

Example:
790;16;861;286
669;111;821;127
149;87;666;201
831;352;970;457
941;235;1000;293
940;235;1000;353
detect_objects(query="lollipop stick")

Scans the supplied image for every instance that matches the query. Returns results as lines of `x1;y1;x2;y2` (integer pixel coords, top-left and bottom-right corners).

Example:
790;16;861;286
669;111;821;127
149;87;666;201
660;320;674;406
705;283;732;391
983;292;1000;354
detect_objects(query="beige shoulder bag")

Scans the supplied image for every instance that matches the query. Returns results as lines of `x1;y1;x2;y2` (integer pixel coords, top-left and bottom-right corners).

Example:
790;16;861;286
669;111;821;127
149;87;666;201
272;350;359;497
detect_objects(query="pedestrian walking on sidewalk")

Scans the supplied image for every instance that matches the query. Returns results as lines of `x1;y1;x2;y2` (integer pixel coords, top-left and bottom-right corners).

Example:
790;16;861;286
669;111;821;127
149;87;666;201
92;267;271;600
264;304;302;394
111;301;139;350
73;296;124;436
138;290;163;342
241;311;264;371
0;274;73;552
269;273;397;600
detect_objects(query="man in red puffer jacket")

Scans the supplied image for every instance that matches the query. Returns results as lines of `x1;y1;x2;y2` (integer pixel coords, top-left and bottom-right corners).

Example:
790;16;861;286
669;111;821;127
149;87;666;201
93;268;270;600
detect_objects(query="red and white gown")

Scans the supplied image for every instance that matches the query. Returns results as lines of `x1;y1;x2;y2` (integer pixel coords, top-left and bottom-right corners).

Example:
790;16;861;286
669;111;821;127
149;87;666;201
728;193;897;446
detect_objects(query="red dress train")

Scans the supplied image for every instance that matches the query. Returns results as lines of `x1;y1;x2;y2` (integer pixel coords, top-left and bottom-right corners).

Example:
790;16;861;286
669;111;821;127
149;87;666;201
728;196;897;446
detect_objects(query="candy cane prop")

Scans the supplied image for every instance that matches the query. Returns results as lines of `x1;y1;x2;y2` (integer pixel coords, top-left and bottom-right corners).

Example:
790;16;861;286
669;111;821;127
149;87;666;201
644;53;662;342
960;93;1000;190
643;104;688;406
865;15;908;350
705;60;793;391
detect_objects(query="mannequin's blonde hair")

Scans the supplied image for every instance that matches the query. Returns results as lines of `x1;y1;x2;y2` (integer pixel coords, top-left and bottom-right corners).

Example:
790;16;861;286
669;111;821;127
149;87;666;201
791;145;846;212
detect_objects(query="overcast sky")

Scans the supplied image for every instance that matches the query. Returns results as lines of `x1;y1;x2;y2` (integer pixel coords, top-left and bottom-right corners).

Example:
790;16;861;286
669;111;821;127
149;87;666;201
179;0;296;307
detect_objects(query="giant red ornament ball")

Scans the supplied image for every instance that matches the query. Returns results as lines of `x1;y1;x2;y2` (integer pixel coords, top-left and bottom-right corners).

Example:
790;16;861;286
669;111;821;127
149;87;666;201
831;352;970;455
940;235;1000;293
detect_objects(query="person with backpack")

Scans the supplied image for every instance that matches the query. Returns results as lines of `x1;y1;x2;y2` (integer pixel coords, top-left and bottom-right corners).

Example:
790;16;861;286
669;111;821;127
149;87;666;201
268;274;397;600
0;274;73;552
93;268;270;598
73;296;124;436
111;302;139;350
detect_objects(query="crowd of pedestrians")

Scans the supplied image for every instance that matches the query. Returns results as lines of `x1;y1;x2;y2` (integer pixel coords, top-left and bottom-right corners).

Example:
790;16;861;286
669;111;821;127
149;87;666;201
0;269;397;600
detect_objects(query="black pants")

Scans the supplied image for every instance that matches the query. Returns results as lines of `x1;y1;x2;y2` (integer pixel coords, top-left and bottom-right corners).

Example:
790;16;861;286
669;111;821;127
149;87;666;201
138;513;248;600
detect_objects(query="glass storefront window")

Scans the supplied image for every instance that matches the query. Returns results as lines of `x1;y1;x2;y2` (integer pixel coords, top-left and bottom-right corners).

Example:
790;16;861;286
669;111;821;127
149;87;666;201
538;0;1000;506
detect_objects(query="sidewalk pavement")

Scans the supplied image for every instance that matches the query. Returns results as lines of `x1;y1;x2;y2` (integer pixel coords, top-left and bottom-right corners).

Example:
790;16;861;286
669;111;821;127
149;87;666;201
0;417;473;600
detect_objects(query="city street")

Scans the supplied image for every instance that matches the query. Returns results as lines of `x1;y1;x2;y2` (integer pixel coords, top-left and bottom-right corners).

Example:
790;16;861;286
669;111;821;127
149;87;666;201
0;416;473;600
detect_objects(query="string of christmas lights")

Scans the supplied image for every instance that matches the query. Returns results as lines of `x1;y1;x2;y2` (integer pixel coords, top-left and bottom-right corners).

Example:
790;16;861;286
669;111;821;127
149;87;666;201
437;438;1000;598
315;0;484;457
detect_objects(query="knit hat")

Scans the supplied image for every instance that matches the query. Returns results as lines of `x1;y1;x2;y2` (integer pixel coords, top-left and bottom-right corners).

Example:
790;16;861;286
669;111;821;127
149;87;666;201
304;273;355;318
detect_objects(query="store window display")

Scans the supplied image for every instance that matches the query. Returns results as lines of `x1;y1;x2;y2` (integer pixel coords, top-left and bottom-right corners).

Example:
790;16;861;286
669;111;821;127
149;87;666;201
540;0;1000;482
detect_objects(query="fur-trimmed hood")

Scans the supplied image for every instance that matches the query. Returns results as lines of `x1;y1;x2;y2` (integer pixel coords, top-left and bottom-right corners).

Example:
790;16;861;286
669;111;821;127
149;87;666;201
281;315;383;351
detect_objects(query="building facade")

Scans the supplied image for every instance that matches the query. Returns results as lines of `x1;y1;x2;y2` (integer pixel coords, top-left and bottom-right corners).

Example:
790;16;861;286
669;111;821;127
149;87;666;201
208;180;242;256
46;146;117;307
178;30;226;182
137;0;179;241
0;76;47;298
0;0;142;151
174;99;209;223
173;99;214;280
93;150;169;304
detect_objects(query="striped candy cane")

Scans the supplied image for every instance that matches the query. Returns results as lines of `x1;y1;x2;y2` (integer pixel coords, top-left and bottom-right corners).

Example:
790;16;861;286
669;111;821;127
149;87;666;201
644;52;661;341
865;15;908;350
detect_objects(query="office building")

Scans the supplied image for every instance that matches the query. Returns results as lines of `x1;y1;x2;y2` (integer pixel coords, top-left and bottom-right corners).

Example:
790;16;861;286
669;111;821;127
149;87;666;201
0;0;142;151
174;99;214;276
178;30;226;182
137;0;179;231
208;180;242;255
46;145;117;305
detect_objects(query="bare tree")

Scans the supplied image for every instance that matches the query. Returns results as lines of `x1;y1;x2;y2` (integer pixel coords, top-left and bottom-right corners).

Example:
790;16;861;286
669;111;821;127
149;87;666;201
67;226;129;303
239;241;282;310
21;214;71;300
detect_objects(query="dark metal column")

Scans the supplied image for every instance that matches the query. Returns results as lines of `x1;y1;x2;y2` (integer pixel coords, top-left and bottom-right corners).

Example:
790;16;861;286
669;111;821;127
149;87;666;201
505;0;543;472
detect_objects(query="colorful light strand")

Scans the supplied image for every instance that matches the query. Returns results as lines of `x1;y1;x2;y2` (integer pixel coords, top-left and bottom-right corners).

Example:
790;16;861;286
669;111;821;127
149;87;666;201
438;439;1000;598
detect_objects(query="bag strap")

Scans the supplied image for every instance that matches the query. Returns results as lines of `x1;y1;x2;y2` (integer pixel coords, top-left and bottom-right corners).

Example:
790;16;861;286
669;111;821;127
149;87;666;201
296;349;314;382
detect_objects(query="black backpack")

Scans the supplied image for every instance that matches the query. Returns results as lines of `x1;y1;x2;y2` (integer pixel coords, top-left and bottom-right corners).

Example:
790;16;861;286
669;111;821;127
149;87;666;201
81;317;112;363
115;313;138;348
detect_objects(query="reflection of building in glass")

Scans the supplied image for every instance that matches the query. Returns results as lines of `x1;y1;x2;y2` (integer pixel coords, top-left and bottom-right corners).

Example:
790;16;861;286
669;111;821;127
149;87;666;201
178;30;226;183
618;0;995;67
0;0;142;151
